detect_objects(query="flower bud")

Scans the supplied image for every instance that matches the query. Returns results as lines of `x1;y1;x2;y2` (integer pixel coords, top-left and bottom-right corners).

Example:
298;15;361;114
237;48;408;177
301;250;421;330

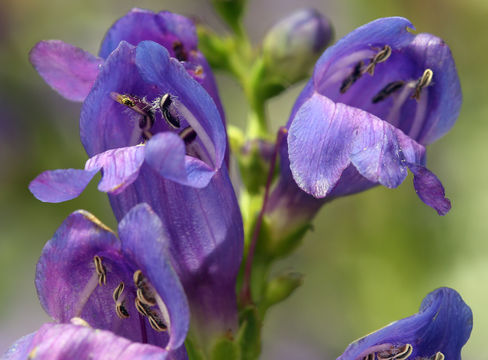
262;9;333;84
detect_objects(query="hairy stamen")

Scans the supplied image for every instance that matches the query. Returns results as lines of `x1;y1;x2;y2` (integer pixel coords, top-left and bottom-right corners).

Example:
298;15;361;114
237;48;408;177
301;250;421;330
133;270;156;306
179;126;197;145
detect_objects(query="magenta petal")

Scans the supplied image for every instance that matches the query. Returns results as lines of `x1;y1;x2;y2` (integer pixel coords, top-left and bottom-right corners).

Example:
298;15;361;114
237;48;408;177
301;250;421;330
288;93;355;197
29;168;99;203
27;323;169;360
29;40;103;102
85;145;145;194
145;133;215;188
408;163;451;215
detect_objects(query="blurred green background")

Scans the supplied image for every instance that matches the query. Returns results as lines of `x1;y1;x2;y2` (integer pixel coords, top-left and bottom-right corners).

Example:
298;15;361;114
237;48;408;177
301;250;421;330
0;0;486;358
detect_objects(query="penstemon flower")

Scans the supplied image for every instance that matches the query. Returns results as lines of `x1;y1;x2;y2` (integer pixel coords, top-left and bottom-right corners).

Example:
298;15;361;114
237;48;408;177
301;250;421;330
337;288;472;360
286;17;460;216
28;12;243;342
34;203;189;351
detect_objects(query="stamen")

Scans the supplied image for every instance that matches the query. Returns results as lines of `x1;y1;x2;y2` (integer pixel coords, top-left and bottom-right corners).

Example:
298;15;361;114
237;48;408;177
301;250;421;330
133;270;157;306
432;352;444;360
158;94;181;129
394;344;413;360
113;282;124;302
179;126;197;145
372;81;405;104
135;298;151;317
377;344;412;360
93;255;106;286
116;303;130;319
412;69;433;100
74;271;99;317
147;311;168;332
364;45;392;75
340;61;364;94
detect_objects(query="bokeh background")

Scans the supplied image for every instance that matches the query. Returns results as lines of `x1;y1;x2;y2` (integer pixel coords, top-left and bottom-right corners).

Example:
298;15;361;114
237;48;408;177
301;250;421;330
0;0;486;358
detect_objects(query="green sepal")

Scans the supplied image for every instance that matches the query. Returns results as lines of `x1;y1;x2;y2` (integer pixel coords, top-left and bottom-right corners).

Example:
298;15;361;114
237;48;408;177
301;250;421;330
262;271;304;312
185;335;206;360
237;306;261;360
210;335;241;360
238;142;271;194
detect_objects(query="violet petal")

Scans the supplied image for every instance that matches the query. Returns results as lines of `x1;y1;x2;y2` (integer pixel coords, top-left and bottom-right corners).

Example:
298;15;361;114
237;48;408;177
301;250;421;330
85;145;146;194
408;163;451;215
99;9;197;59
337;288;472;360
145;133;215;188
29;40;103;102
29;168;98;203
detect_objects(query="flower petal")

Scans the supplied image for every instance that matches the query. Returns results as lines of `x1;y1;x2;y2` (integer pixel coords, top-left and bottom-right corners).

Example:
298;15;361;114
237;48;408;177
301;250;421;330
408;163;451;215
85;145;145;194
118;204;189;350
29;40;103;102
35;210;161;345
108;167;243;335
26;323;169;360
405;33;462;145
29;168;99;203
99;9;197;59
135;40;226;171
2;332;35;360
145;133;215;188
313;17;415;87
288;92;355;197
337;287;472;360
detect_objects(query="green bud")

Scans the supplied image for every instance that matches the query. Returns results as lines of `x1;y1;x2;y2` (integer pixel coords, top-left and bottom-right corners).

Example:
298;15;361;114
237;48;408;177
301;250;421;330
263;271;304;310
262;9;333;84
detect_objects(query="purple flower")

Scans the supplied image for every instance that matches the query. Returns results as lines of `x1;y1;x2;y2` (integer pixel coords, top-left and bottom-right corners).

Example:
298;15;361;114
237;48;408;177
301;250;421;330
29;8;225;121
337;287;472;360
3;322;186;360
29;39;226;192
286;17;460;215
29;40;243;340
34;203;189;352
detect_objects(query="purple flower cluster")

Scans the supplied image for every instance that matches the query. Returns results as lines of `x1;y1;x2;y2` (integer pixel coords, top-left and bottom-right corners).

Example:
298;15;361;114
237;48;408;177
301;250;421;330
4;7;472;360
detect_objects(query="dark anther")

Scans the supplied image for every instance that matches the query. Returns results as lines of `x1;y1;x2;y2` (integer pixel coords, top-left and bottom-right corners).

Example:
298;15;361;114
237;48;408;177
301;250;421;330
412;69;433;101
159;94;181;129
372;80;405;103
135;298;151;317
340;61;364;94
377;344;413;360
179;126;197;145
172;41;188;61
112;282;125;302
147;312;168;332
116;303;130;319
93;255;106;286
